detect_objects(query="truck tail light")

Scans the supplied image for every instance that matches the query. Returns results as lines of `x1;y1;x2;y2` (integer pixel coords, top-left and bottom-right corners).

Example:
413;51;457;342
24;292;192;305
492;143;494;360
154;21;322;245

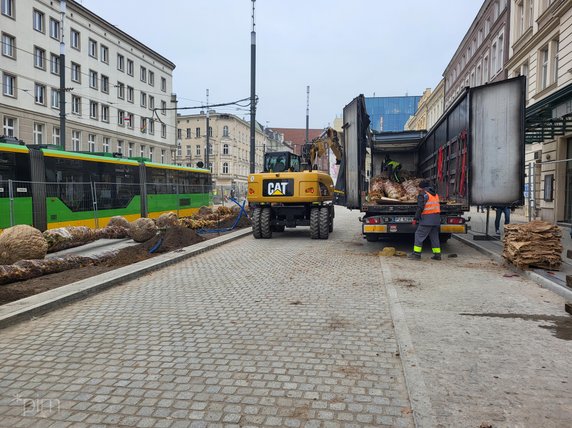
365;217;381;224
447;217;465;224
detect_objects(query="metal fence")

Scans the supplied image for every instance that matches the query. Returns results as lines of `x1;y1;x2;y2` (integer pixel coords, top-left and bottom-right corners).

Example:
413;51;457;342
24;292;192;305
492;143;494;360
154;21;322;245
211;185;247;206
0;180;213;229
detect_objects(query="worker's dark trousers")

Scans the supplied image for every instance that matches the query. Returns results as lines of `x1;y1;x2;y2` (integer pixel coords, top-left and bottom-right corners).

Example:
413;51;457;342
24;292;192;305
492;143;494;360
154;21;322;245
413;225;441;254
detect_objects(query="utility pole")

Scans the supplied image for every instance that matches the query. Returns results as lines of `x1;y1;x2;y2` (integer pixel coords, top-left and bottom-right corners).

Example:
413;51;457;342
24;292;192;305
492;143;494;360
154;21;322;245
305;85;310;144
205;89;210;171
59;0;66;150
249;0;256;173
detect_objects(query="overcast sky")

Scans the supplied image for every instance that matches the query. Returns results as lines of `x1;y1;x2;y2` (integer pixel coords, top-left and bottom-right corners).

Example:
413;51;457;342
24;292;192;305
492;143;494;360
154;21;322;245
80;0;483;129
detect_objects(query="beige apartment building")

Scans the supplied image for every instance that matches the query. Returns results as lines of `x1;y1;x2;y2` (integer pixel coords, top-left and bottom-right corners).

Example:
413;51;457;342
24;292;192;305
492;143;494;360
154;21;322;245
175;112;269;199
1;0;177;163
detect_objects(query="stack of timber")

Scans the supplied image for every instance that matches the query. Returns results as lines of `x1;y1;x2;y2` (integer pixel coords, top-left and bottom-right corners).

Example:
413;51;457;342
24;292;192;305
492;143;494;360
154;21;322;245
503;221;562;270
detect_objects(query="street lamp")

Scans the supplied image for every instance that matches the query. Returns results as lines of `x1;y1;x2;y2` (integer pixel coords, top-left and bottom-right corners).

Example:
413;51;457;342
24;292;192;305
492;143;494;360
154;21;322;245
249;0;256;173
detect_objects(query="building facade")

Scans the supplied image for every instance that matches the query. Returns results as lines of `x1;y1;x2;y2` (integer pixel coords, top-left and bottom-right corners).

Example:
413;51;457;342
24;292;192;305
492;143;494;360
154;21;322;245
1;0;177;163
444;0;510;108
507;0;572;223
403;80;445;132
364;96;422;132
175;112;267;199
404;88;431;131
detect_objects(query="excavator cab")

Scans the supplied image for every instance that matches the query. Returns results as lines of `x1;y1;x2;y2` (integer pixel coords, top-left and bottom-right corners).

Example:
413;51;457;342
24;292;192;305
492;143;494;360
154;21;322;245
263;151;301;172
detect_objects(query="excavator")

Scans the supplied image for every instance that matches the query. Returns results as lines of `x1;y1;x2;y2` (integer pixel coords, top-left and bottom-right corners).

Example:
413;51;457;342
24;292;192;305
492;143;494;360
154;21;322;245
247;127;343;239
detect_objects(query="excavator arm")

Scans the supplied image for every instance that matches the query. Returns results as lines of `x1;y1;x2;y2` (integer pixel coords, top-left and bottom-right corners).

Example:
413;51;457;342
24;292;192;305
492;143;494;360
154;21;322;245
306;128;343;170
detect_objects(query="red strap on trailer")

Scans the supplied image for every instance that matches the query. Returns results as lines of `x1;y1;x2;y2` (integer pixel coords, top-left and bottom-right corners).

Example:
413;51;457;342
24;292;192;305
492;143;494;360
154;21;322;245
437;146;444;181
459;141;467;197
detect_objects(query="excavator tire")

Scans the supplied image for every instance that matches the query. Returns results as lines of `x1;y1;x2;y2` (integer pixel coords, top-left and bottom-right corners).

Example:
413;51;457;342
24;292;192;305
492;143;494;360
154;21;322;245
328;208;334;233
318;207;329;239
310;207;320;239
252;207;262;239
260;207;273;239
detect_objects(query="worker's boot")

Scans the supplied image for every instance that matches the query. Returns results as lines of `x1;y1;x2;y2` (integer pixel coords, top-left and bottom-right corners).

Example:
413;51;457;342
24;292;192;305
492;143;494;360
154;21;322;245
408;252;421;260
431;254;442;261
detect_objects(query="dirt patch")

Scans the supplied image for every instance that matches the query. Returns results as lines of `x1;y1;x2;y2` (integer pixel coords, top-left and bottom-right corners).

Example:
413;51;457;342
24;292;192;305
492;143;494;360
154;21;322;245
0;220;246;306
327;316;349;330
336;364;363;378
395;278;418;288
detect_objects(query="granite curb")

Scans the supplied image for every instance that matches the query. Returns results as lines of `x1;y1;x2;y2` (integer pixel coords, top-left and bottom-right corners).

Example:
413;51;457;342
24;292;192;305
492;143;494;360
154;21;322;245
0;228;252;330
453;233;572;301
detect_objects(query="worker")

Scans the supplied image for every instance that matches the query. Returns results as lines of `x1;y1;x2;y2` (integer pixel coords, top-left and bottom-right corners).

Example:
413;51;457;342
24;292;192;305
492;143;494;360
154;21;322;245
383;155;402;182
408;180;441;260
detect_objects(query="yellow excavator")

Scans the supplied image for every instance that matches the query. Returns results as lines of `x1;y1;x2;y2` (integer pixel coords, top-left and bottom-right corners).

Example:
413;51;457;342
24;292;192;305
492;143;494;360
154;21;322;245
247;128;343;239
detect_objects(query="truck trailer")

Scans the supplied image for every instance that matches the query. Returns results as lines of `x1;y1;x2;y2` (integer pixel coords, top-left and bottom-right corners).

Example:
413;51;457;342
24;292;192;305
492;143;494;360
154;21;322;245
337;77;526;242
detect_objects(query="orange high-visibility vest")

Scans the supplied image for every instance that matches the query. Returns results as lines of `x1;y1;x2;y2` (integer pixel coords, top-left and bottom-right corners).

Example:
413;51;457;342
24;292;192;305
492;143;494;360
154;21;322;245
422;192;441;215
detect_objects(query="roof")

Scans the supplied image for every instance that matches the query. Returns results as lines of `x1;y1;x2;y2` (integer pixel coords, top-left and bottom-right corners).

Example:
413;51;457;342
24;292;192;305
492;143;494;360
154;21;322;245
271;128;324;145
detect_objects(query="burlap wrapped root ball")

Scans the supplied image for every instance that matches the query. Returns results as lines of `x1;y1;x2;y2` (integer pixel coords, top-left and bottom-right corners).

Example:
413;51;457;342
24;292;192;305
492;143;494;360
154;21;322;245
107;216;130;229
156;212;179;229
0;224;49;265
129;218;158;243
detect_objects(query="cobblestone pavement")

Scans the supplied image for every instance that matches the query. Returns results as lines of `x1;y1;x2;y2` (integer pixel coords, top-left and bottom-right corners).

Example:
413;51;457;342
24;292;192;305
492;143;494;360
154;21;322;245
379;235;572;427
0;207;415;427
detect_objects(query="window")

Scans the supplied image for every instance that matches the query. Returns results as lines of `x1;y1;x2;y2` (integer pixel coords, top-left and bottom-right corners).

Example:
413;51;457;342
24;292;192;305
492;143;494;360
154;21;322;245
118;110;125;126
140;117;147;133
186;145;191;156
552;39;559;85
161;124;167;138
540;46;549;89
35;83;46;105
117;82;125;99
72;95;81;115
2;73;15;97
195;145;201;156
52;127;60;146
483;54;489;83
186;128;191;138
161;100;166;115
127;59;133;76
3;116;16;137
1;33;15;58
117;140;123;154
103;137;110;153
1;0;14;18
223;125;229;137
71;62;81;82
223;143;229;155
223;163;229;174
50;53;60;75
88;39;97;58
485;18;490;36
126;113;134;129
195;127;201;138
161;149;165;164
177;128;182;139
208;127;213;138
72;130;81;151
148;119;154;135
161;77;166;92
100;45;108;63
34;46;46;69
128;142;133;157
33;123;44;145
491;42;497;77
90;101;98;119
89;70;98;89
51;88;60;109
140;92;147;107
493;1;499;20
101;75;109;93
49;18;60;40
149;96;155;110
117;54;124;71
149;147;154;161
140;145;145;158
140;66;147;82
88;134;96;152
127;86;134;103
33;9;44;33
208;142;213;154
70;29;80;50
498;33;504;71
517;1;525;38
177;144;182;157
148;71;154;86
101;105;109;123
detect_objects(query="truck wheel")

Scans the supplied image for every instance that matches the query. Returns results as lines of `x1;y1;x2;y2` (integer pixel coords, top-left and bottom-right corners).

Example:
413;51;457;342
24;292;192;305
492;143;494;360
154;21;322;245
252;207;262;239
319;207;329;239
310;207;320;239
272;225;285;232
365;234;378;242
260;207;273;239
439;233;452;243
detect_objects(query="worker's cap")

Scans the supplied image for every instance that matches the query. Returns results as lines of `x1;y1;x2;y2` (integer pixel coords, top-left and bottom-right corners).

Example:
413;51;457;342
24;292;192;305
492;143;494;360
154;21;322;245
419;180;431;189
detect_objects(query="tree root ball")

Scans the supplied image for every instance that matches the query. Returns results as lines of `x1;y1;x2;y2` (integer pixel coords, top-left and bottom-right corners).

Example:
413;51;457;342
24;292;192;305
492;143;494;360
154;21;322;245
0;225;49;265
129;218;158;243
107;216;130;229
156;212;179;229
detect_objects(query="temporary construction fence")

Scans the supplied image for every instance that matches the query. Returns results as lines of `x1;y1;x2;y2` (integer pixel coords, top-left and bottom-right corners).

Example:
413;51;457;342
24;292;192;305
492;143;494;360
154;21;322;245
0;179;212;230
